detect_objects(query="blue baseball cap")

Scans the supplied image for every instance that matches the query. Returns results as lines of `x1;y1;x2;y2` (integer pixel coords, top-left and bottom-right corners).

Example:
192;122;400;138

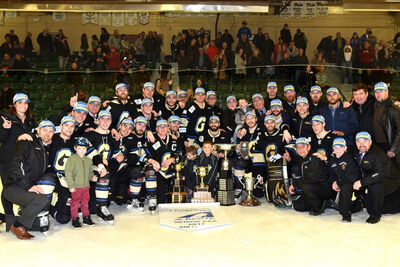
60;115;75;125
168;115;180;124
134;116;147;125
88;96;101;104
311;115;325;124
13;93;30;103
333;137;346;148
98;110;112;119
284;85;295;93
156;119;168;128
73;102;88;114
195;87;206;95
226;95;237;103
177;90;187;96
115;83;129;92
264;115;275;123
245;111;256;118
296;97;309;106
252;93;263;101
38;120;56;131
356;131;372;141
120;118;134;128
207;90;216;98
165;91;177;98
296;137;309;146
143;82;154;90
209;115;220;123
326;87;340;95
267;81;277;89
374;82;388;92
270;99;283;108
310;85;322;93
141;98;154;106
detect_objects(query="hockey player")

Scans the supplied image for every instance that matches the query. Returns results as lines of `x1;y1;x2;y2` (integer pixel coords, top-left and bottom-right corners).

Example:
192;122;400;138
137;98;158;133
206;90;223;120
146;119;178;204
70;101;95;138
184;87;212;146
105;83;138;130
282;85;297;115
84;110;121;224
236;111;263;143
328;138;360;222
133;82;164;113
253;115;289;206
168;115;185;157
197;115;229;147
308;85;328;114
48;115;76;224
159;90;184;120
289;97;314;139
264;81;284;110
221;95;239;140
310;115;338;160
284;137;333;216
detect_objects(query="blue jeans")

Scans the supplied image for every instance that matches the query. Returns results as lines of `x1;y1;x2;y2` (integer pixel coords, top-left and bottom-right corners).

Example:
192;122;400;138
341;61;353;83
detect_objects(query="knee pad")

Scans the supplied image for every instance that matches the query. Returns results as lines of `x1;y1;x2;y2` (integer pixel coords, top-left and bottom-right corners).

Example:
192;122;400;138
145;165;157;195
37;173;57;200
129;167;145;199
95;175;110;205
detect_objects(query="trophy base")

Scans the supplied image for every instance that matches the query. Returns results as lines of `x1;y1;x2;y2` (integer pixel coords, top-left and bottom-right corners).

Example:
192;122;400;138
239;197;261;206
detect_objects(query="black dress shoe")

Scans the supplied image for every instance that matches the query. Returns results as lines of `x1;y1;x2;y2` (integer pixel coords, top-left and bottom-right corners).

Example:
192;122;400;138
366;216;380;224
341;214;351;223
309;209;324;216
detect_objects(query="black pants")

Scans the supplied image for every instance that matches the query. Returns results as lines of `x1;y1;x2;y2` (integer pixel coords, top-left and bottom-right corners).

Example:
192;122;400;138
293;183;333;212
156;173;171;204
49;183;71;224
338;183;354;216
0;164;14;216
3;185;50;229
382;185;400;214
364;183;385;218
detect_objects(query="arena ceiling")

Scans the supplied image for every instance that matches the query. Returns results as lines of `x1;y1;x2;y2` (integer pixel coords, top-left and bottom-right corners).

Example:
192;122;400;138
0;0;399;12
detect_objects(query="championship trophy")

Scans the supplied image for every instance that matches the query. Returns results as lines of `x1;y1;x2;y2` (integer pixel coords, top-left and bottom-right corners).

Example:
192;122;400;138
215;144;236;206
192;166;214;203
168;160;188;203
239;172;261;206
238;141;261;206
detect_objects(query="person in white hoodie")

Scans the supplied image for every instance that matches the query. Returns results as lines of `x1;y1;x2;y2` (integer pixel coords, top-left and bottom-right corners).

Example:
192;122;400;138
342;39;353;84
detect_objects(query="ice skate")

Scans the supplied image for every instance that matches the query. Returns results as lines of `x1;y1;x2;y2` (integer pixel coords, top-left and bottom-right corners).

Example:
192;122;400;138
127;199;145;212
38;211;50;236
97;206;114;224
148;196;157;215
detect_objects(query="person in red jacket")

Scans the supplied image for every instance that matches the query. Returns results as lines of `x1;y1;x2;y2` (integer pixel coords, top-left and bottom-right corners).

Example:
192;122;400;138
357;41;375;68
103;46;120;70
206;40;219;62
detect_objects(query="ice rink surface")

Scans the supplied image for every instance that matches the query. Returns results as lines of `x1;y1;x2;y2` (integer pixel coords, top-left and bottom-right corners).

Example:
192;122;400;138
1;200;400;267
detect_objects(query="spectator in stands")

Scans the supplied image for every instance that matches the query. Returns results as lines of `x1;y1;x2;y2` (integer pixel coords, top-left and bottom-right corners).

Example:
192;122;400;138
273;37;287;65
23;32;33;60
253;27;264;51
135;32;146;62
67;62;83;92
342;39;354;84
100;28;110;45
9;29;19;49
235;48;247;84
144;31;157;63
120;34;129;51
298;65;316;96
237;20;252;39
332;32;345;66
293;29;308;53
176;33;189;55
153;31;162;63
278;52;291;79
80;33;89;57
317;35;332;63
0;84;14;111
319;87;359;148
376;41;390;68
311;51;326;73
1;34;14;57
361;28;377;49
155;78;167;97
358;41;375;69
57;37;70;69
177;49;190;80
291;48;309;83
261;33;274;65
236;33;253;61
315;65;329;89
248;48;263;79
104;46;120;70
194;46;211;78
91;35;99;53
37;29;52;57
203;36;210;51
93;46;106;71
206;40;219;63
170;35;177;62
215;31;223;49
222;29;234;52
287;41;298;59
280;23;292;46
350;32;362;54
11;51;28;79
134;65;150;89
0;53;12;70
187;39;198;66
213;49;227;80
55;29;66;44
108;30;121;51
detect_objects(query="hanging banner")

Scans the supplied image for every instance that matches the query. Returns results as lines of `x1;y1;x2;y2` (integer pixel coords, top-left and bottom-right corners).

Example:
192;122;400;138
125;12;137;25
280;3;293;18
82;12;98;24
0;12;4;25
138;12;150;25
304;2;317;18
99;12;111;26
112;12;124;27
316;1;329;16
52;12;66;21
292;1;305;18
5;11;16;18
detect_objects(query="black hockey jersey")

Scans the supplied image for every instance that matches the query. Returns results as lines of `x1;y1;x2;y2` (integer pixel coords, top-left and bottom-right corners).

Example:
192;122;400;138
132;93;164;113
290;113;314;139
310;131;338;159
106;97;138;130
84;130;119;167
196;129;229;146
146;134;178;177
159;103;184;120
48;133;75;174
184;102;212;142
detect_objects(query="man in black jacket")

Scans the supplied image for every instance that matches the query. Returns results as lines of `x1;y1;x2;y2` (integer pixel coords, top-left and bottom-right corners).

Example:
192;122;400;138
284;137;333;215
351;83;374;136
3;120;55;239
